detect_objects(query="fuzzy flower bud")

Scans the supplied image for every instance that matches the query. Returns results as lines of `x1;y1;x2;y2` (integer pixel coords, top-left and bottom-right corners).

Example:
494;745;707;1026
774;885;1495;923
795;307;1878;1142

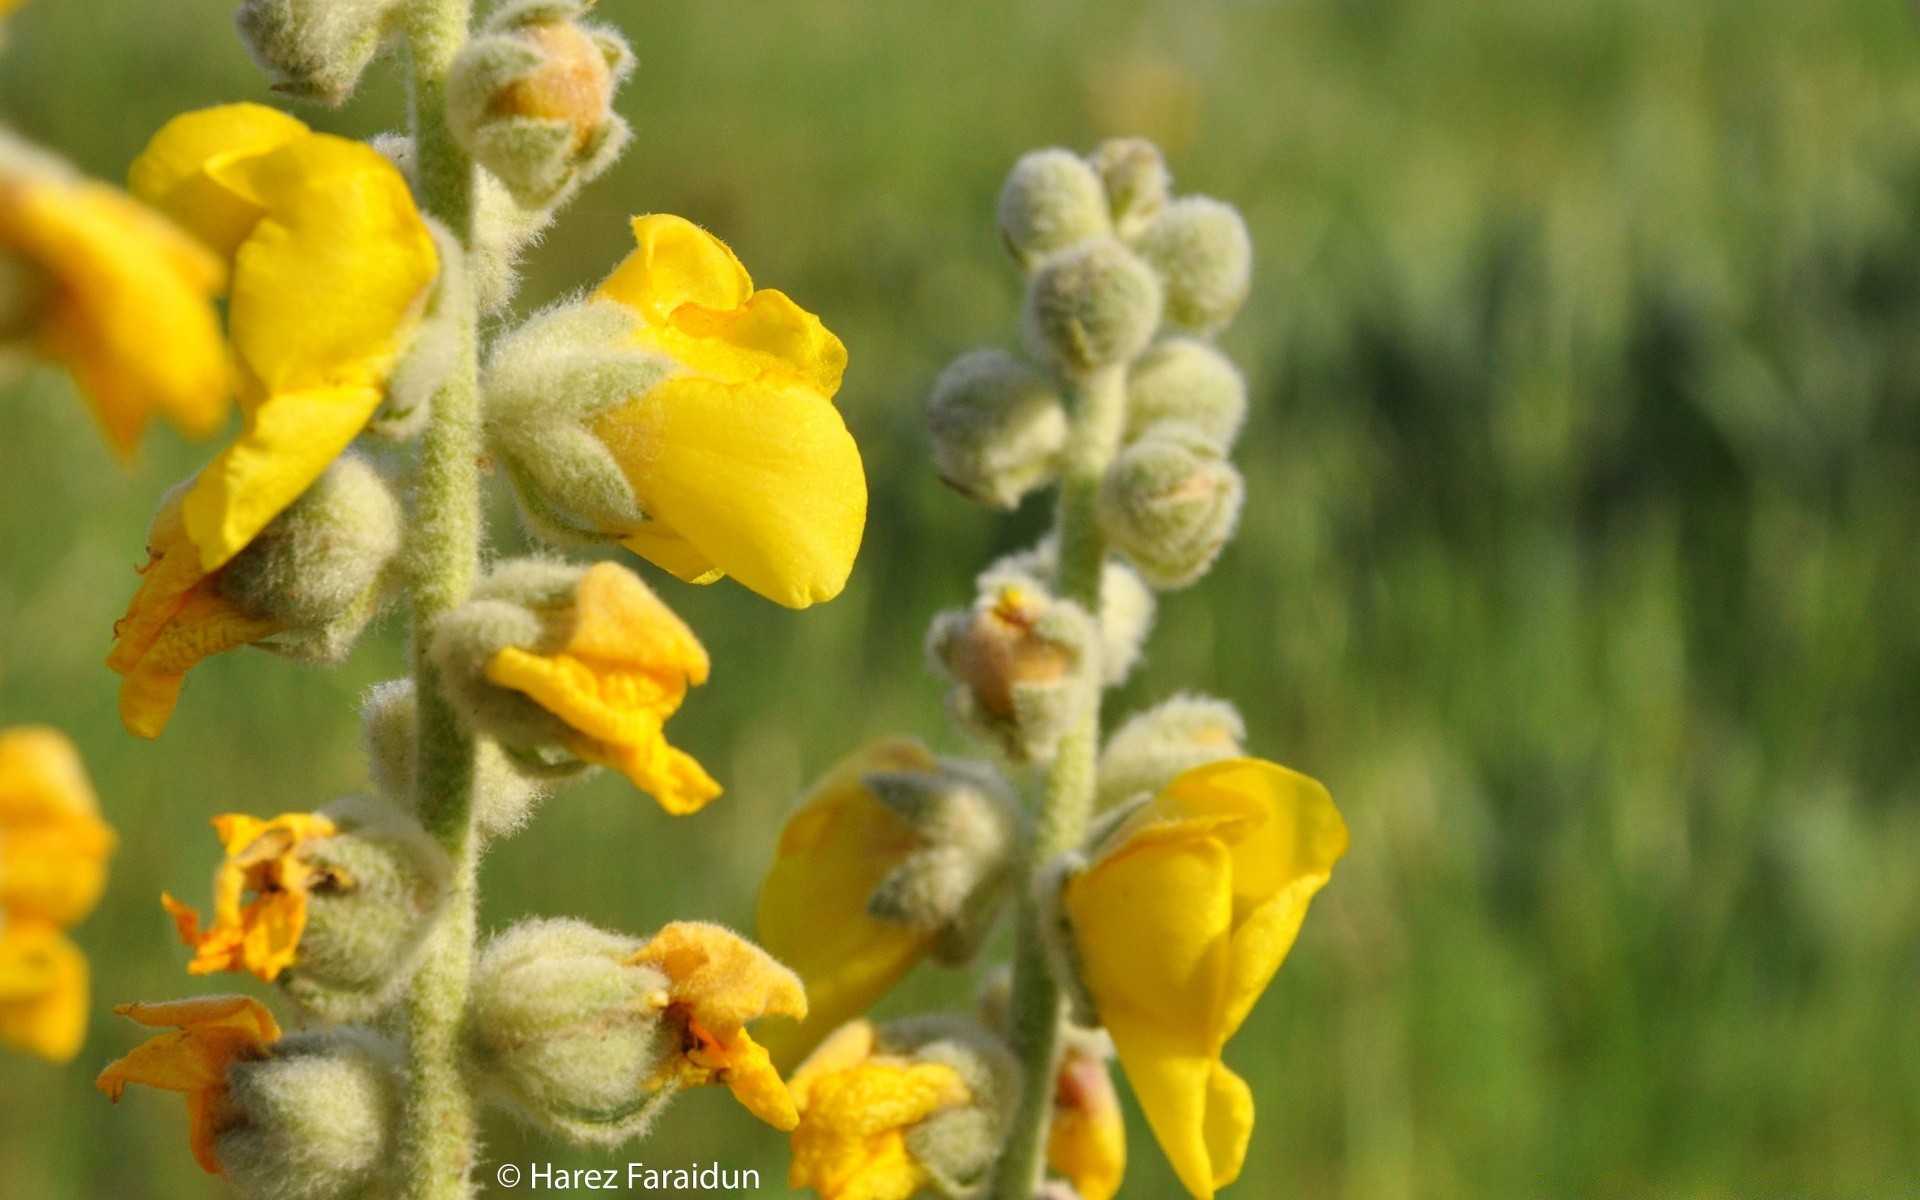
998;149;1112;267
447;0;634;208
1024;238;1164;376
471;919;676;1144
1125;336;1246;450
927;348;1067;509
235;0;403;106
360;679;551;840
217;1027;402;1200
429;558;718;813
1133;196;1253;334
1090;137;1171;239
1096;695;1246;814
928;579;1095;763
985;542;1155;690
1097;424;1244;589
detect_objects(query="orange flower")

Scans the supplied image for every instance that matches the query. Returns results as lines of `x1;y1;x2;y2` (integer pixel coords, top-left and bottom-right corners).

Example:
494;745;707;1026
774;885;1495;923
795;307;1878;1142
627;921;807;1129
96;995;281;1174
162;813;339;981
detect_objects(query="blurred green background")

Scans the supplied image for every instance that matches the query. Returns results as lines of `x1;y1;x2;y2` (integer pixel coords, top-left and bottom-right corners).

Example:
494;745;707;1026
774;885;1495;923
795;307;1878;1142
6;0;1920;1195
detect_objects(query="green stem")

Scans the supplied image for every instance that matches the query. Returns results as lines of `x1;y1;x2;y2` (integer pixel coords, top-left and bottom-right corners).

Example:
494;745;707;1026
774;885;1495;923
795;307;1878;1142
400;2;480;1198
989;364;1128;1200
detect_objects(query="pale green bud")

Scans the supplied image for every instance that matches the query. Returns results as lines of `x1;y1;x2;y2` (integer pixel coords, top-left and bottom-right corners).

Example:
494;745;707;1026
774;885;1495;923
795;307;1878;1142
219;454;403;662
359;680;551;840
217;1027;400;1200
483;302;673;549
235;0;402;107
1090;137;1171;239
471;918;676;1146
999;149;1113;268
986;542;1155;690
281;798;451;1022
927;348;1067;509
1023;238;1163;376
876;1016;1021;1193
1096;694;1246;813
447;0;635;209
929;579;1095;764
1133;196;1253;334
1126;336;1246;449
862;759;1024;966
1097;424;1244;589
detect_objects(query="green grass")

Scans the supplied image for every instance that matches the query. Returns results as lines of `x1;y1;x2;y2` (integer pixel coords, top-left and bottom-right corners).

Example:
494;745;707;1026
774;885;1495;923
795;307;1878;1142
4;0;1920;1195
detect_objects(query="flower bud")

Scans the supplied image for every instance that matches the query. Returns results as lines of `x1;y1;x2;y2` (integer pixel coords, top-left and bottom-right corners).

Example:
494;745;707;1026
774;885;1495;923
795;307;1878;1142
885;1016;1022;1192
861;759;1025;967
928;579;1094;763
470;918;676;1144
218;453;404;662
1089;137;1170;239
1125;336;1246;450
429;558;720;814
1097;424;1244;589
927;348;1067;510
1095;694;1245;814
360;679;551;839
1133;196;1253;334
216;1027;401;1200
1023;238;1164;376
447;0;634;208
279;798;452;1022
999;149;1112;268
234;0;403;106
987;541;1155;690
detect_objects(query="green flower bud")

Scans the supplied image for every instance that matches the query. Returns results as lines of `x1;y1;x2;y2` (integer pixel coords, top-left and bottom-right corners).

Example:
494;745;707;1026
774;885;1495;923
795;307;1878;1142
218;454;403;663
998;149;1112;267
927;348;1067;509
1096;694;1246;813
1133;196;1253;334
1097;424;1244;589
987;542;1155;690
1090;137;1171;239
447;0;634;209
216;1027;401;1200
862;759;1025;966
359;679;551;840
876;1016;1022;1194
280;798;452;1022
470;918;676;1145
929;578;1095;764
1023;238;1163;376
234;0;402;107
1125;336;1246;450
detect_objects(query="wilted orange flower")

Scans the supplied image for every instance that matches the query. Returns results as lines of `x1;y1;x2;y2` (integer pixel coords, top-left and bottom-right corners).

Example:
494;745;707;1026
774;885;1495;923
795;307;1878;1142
162;812;339;982
96;995;281;1174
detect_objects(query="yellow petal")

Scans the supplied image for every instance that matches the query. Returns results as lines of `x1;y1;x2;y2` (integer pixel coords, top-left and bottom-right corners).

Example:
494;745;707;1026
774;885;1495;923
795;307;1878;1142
757;741;937;1070
627;920;807;1031
787;1019;880;1109
1049;1051;1127;1200
596;372;866;609
0;726;116;925
1201;1061;1254;1191
0;921;88;1063
127;103;309;263
595;214;752;325
643;288;849;397
113;576;286;738
709;1026;799;1130
564;560;712;682
97;995;278;1175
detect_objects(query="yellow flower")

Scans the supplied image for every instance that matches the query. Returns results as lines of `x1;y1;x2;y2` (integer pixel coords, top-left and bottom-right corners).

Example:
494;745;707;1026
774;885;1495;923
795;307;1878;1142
128;102;438;575
756;739;939;1070
161;812;339;982
0;725;115;926
626;920;807;1129
0;146;228;455
96;995;281;1174
589;213;865;609
1062;758;1348;1200
786;1019;972;1200
1048;1045;1126;1200
484;560;720;813
106;489;287;738
0;919;89;1062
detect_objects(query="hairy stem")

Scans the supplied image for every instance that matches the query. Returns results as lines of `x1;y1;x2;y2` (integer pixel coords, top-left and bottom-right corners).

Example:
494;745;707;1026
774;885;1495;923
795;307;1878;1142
400;2;481;1198
989;364;1128;1200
